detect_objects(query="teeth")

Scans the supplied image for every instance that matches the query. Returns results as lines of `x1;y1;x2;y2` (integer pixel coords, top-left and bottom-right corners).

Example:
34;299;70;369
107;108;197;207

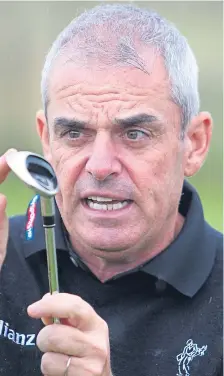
112;202;123;210
87;200;129;211
88;196;113;202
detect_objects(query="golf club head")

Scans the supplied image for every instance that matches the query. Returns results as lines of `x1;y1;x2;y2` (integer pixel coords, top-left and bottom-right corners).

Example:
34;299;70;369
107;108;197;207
6;151;59;198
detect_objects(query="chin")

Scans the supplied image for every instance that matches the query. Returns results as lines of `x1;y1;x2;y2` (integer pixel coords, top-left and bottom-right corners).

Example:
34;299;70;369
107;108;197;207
78;226;137;253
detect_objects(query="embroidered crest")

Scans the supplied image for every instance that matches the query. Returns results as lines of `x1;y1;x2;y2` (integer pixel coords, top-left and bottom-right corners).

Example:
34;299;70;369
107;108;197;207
176;339;207;376
25;195;39;240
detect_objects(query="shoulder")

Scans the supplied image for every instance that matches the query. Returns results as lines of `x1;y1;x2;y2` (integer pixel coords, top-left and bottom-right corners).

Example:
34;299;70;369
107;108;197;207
4;214;27;269
202;222;223;306
8;214;26;248
204;221;223;286
9;213;26;230
205;221;223;261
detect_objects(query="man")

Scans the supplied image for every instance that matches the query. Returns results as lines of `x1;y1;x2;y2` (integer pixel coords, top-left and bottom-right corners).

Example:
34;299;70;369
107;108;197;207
0;3;222;376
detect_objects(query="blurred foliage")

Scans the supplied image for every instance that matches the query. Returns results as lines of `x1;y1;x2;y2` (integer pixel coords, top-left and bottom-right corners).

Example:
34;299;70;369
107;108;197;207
0;1;223;232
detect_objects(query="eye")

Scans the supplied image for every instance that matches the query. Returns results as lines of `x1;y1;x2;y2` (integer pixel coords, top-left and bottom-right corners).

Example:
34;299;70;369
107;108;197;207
67;130;82;139
126;130;147;140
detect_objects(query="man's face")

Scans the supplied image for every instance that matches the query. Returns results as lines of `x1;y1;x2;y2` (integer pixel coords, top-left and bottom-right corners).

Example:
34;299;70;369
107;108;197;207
37;52;210;260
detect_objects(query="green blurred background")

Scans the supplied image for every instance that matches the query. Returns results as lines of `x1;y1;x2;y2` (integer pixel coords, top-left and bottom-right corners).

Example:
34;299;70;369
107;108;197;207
0;1;223;231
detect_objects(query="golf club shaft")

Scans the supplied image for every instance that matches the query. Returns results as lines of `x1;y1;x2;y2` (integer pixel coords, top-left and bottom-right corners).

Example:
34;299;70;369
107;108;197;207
40;197;60;324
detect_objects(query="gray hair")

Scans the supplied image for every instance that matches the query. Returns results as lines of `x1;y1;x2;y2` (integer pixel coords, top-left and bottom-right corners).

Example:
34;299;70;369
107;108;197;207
41;3;200;135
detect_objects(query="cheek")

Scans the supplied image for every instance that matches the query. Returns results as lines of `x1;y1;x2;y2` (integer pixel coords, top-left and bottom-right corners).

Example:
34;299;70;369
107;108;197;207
50;145;79;197
129;142;184;207
131;148;176;190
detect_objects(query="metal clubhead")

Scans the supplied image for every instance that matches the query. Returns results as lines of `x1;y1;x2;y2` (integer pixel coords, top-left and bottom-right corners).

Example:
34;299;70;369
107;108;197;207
6;151;58;198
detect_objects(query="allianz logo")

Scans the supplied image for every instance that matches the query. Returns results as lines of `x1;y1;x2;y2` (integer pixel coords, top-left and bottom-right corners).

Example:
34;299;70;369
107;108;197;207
0;319;36;346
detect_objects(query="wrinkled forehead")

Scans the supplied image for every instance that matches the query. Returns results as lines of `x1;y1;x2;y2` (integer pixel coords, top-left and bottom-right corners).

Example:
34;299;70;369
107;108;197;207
48;48;171;101
44;42;181;128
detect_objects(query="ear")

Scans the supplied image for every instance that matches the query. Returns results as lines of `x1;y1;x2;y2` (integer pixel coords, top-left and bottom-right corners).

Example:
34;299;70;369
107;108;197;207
184;111;213;177
36;109;52;164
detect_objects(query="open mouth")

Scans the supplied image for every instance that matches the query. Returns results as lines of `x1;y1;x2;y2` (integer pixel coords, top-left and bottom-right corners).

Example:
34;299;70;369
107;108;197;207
83;196;132;211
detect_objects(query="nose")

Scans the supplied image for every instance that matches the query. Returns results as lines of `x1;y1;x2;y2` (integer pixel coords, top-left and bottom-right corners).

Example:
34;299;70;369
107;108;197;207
85;132;122;181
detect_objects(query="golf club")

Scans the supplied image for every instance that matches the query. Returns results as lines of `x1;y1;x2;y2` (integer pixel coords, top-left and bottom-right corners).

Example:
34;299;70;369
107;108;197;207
6;150;60;324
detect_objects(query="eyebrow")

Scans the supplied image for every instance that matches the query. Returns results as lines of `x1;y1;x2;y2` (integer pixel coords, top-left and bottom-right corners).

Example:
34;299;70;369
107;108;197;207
114;113;159;128
53;117;86;131
52;113;161;132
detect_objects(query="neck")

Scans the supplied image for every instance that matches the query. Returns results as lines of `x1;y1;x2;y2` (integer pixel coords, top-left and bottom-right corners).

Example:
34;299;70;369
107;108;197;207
70;213;185;282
